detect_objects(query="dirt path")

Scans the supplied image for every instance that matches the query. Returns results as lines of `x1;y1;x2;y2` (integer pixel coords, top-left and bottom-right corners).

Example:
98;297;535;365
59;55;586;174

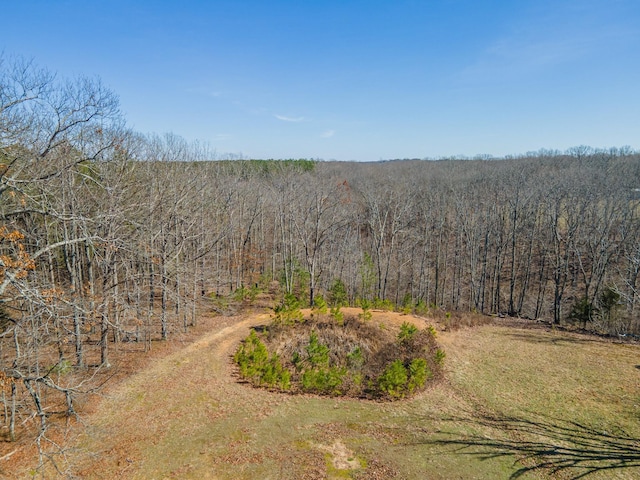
75;313;273;478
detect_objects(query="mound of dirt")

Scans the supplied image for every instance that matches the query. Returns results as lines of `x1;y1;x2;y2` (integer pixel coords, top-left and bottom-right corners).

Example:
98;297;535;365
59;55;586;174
234;312;445;400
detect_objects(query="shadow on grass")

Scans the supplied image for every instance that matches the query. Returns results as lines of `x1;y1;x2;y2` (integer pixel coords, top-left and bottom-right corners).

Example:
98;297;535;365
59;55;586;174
501;331;604;347
424;413;640;479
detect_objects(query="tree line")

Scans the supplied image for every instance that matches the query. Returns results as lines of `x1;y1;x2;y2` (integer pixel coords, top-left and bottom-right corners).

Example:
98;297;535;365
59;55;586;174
1;56;639;469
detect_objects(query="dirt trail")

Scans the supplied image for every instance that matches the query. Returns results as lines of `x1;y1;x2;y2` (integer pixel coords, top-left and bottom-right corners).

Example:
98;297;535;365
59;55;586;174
75;313;273;478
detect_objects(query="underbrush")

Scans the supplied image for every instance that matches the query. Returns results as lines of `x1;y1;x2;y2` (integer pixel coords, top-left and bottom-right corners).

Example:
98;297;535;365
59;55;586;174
437;310;494;331
234;315;445;400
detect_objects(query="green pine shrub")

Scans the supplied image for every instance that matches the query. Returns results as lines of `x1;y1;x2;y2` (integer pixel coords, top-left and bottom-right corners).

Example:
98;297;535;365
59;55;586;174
330;305;345;325
372;297;395;311
301;366;347;395
407;358;430;393
434;348;446;365
328;279;349;307
306;331;329;367
358;298;372;321
234;330;291;389
398;322;418;342
312;295;328;316
378;357;432;399
272;292;304;324
378;360;408;398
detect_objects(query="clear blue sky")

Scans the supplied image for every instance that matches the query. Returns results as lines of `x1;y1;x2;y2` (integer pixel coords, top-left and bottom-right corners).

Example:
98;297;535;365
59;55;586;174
4;0;640;161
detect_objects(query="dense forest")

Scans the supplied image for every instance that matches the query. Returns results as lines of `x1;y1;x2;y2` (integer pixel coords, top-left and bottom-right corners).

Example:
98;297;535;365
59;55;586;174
1;58;639;456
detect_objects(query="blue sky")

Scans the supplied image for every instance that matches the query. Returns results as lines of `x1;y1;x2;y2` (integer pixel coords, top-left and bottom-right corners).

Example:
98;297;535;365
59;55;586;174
3;0;640;161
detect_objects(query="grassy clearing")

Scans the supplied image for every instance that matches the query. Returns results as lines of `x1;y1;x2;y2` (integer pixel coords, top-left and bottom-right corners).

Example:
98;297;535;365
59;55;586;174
31;312;640;479
436;325;640;479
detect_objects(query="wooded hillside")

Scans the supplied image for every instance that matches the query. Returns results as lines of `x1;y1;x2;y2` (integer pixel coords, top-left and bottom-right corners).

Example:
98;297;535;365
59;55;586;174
1;57;639;459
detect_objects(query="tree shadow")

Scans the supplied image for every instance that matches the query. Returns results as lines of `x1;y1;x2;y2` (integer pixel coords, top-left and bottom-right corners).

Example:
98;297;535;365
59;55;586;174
502;331;602;347
422;413;640;479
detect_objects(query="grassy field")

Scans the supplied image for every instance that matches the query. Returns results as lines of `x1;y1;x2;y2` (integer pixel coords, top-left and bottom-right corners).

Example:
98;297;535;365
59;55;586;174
18;310;640;479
